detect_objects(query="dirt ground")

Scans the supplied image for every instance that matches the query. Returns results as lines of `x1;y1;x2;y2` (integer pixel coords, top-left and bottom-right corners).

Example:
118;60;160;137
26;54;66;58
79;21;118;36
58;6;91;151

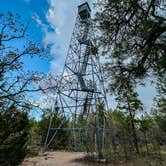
22;151;166;166
22;151;103;166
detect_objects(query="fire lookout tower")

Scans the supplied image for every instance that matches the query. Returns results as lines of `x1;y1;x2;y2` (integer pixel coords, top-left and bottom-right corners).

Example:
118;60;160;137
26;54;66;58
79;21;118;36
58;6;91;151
44;2;111;159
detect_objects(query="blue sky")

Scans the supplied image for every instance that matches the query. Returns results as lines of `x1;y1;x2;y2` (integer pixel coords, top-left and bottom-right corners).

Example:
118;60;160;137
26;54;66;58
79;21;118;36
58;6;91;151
0;0;93;73
0;0;157;114
0;0;50;73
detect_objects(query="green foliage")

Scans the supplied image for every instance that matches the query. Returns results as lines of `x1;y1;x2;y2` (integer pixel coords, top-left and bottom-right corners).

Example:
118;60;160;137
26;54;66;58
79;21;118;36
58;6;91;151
98;100;105;128
146;143;154;152
139;115;155;132
152;98;166;133
95;0;166;91
94;0;165;158
26;118;41;157
0;11;51;164
113;81;143;154
152;73;166;134
103;148;113;158
0;106;30;166
115;81;143;117
156;74;166;95
108;110;129;130
38;109;70;150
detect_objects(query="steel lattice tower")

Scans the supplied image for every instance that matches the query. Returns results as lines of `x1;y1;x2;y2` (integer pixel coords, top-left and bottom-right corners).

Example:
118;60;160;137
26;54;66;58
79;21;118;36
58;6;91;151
44;2;110;159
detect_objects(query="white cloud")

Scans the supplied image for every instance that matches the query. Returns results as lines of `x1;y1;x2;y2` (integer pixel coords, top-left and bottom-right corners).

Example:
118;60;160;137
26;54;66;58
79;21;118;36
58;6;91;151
32;14;48;33
38;0;156;112
45;0;155;108
31;1;93;115
44;0;92;74
32;0;93;74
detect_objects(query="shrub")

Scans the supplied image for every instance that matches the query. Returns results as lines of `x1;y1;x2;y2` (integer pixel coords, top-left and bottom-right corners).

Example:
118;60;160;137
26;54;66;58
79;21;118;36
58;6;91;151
0;106;30;166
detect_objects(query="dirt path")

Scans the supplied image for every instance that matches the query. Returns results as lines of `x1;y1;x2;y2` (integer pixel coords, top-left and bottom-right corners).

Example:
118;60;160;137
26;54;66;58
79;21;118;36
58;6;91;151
22;151;166;166
22;151;102;166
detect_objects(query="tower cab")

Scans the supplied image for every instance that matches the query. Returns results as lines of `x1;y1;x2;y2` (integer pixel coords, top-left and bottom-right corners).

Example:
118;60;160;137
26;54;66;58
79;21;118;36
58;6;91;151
78;2;91;20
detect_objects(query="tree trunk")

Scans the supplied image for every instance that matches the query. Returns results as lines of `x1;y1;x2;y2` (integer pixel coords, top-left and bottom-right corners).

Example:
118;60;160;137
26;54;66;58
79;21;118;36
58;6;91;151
129;111;140;154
